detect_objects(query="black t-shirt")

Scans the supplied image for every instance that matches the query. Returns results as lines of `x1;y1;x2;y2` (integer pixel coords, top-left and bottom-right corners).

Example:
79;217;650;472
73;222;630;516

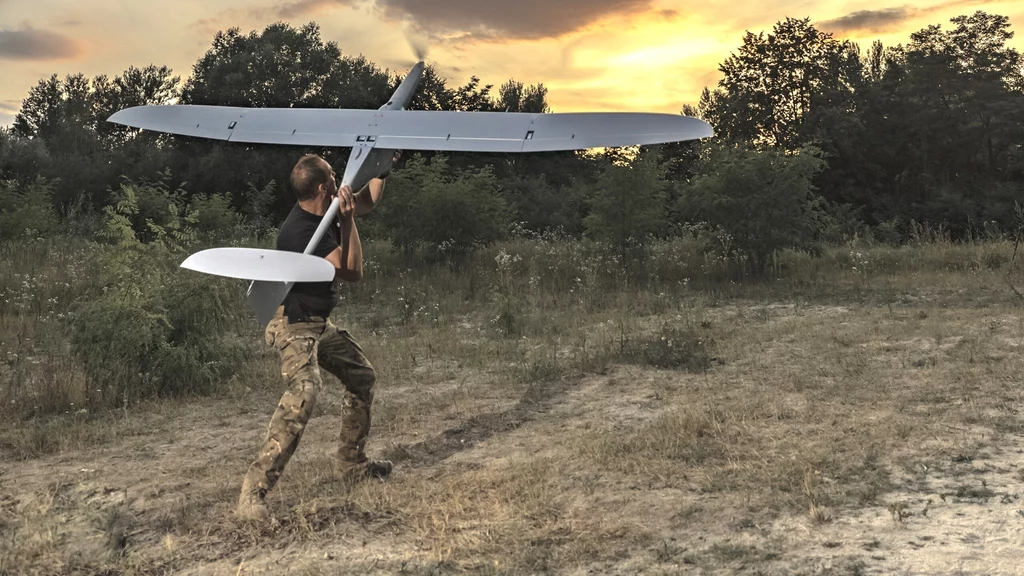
277;203;340;322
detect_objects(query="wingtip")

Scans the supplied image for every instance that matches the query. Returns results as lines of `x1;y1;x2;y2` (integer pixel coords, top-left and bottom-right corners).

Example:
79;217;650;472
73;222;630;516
107;108;128;125
107;106;144;126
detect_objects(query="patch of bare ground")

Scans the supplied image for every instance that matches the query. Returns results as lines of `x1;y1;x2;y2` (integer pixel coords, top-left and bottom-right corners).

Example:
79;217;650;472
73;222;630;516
4;295;1024;574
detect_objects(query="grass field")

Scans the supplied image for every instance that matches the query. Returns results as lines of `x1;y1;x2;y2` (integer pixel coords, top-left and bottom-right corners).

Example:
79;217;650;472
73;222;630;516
3;237;1024;575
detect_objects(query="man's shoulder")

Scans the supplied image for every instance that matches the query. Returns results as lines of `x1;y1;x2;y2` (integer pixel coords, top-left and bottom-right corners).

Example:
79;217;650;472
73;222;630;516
277;205;316;251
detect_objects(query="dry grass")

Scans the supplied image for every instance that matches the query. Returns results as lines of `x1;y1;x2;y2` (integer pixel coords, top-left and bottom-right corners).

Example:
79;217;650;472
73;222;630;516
4;237;1024;574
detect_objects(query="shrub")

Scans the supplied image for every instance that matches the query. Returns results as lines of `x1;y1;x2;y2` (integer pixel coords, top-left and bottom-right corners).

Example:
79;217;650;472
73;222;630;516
375;155;510;257
67;172;247;408
584;149;669;262
70;271;246;406
678;144;828;270
103;170;197;245
189;192;240;238
0;177;59;240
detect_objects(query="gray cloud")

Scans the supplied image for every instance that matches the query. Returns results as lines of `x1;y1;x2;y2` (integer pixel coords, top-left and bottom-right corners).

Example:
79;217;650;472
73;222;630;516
266;0;655;40
0;27;81;60
0;100;19;113
818;7;914;33
818;0;1003;34
274;0;357;19
377;0;654;39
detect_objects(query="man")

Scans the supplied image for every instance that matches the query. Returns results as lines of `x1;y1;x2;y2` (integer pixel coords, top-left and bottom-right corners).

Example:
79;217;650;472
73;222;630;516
236;153;396;522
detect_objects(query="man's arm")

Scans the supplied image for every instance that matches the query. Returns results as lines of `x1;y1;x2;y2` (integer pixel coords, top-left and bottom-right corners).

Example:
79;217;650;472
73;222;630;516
335;216;363;282
354;151;401;216
354;178;385;217
325;185;363;282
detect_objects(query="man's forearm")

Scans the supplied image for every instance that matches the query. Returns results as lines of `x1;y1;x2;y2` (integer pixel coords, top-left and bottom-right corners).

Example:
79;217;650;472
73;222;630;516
355;178;386;216
338;217;363;281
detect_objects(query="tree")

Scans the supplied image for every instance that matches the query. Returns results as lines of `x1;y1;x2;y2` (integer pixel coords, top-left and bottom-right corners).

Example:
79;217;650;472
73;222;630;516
94;65;180;144
700;17;862;149
841;12;1024;232
12;65;184;211
181;22;388;109
14;73;101;156
902;11;1024;180
496;80;550;113
176;22;390;217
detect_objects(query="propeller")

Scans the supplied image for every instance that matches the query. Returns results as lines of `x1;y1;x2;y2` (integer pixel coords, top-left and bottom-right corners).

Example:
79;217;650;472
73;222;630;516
405;31;429;64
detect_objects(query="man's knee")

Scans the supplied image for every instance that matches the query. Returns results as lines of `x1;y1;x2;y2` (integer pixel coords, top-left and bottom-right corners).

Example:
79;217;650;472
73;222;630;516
349;365;376;400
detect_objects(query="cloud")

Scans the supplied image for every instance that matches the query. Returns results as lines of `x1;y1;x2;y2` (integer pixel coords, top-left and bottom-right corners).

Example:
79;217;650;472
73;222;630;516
264;0;656;40
274;0;357;18
194;1;356;37
0;26;82;60
818;0;1003;34
377;0;655;40
0;100;19;114
818;7;915;33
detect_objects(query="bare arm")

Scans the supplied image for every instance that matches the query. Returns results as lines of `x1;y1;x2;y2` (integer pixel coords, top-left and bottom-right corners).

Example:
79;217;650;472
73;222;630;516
325;185;363;282
354;151;401;216
354;178;385;217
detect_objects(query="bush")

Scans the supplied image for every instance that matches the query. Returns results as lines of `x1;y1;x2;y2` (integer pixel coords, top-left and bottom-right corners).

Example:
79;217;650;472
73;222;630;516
376;155;510;257
678;144;828;270
500;174;585;236
104;170;197;245
70;271;246;406
68;172;247;408
0;177;59;240
0;129;51;184
189;192;240;237
584;149;668;262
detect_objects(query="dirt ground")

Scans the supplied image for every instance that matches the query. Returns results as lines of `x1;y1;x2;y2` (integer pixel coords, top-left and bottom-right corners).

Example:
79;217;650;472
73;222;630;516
4;298;1024;575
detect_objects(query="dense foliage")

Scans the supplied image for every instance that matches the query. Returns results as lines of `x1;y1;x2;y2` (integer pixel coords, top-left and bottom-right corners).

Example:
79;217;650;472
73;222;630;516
2;14;1023;416
5;14;1022;259
1;13;1017;257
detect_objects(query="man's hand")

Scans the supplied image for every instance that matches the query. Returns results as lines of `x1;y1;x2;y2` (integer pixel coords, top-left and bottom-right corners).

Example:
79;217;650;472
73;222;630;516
337;184;356;220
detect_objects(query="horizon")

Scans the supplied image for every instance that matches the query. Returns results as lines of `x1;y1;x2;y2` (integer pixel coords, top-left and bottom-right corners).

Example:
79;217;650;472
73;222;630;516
1;1;1022;128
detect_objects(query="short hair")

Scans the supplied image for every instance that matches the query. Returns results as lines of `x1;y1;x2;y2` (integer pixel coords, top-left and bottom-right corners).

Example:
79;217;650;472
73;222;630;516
290;154;331;201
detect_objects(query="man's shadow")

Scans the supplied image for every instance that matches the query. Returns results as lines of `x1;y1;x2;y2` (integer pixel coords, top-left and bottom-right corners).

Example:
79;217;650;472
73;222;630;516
381;376;577;467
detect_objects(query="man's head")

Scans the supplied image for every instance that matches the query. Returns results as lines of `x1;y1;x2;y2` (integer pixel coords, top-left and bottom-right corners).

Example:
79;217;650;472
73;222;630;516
290;154;337;202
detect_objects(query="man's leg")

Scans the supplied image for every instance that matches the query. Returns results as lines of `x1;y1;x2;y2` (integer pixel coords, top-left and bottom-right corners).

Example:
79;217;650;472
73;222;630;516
318;321;391;480
237;316;324;520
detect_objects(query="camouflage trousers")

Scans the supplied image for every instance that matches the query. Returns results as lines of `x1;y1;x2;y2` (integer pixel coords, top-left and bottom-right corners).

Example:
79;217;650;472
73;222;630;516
240;306;376;498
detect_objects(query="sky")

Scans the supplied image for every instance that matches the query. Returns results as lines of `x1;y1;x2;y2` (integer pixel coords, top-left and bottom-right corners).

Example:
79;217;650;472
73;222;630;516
1;0;1022;128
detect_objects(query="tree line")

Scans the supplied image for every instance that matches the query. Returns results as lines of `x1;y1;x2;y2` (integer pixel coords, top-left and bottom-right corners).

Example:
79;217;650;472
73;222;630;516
2;13;1023;265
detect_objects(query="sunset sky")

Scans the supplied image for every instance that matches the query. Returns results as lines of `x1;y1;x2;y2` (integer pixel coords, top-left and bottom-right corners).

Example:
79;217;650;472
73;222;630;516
1;0;1022;127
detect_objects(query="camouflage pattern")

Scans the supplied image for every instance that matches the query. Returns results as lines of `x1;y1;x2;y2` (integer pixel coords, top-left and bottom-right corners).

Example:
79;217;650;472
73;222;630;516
238;306;376;505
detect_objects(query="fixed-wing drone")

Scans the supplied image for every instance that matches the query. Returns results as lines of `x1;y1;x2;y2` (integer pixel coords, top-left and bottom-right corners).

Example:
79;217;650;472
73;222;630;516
108;61;714;325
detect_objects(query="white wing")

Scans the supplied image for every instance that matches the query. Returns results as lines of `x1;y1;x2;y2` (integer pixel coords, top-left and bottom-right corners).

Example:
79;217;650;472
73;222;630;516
181;248;336;282
108;105;713;152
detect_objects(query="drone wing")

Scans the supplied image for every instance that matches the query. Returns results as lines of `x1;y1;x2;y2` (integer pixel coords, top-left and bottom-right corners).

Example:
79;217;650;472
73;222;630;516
108;105;713;151
181;248;336;282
